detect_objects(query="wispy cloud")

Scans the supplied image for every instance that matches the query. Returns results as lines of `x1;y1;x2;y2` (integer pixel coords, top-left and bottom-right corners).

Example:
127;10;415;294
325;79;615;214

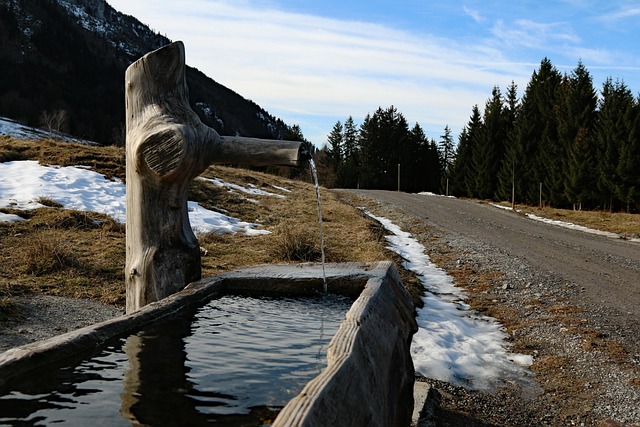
463;5;483;23
491;19;581;50
600;6;640;21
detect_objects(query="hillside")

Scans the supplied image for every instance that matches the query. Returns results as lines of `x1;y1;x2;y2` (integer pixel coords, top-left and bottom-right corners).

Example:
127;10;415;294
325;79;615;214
0;0;292;145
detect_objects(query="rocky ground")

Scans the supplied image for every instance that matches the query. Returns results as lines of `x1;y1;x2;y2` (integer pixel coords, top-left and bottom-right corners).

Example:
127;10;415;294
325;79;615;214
0;294;123;353
418;233;640;427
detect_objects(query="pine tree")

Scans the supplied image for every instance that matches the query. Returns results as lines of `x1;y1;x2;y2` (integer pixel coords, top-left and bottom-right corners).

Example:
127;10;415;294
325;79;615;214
340;116;361;188
559;61;598;209
438;125;455;194
325;120;343;186
450;106;482;197
615;95;640;212
425;139;443;194
343;116;358;160
595;78;634;211
472;86;505;199
496;81;520;202
405;122;441;193
358;112;380;189
358;106;409;190
513;58;562;205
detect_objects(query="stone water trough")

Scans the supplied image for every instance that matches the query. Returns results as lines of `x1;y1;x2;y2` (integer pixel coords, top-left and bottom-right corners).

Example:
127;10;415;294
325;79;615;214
0;262;418;426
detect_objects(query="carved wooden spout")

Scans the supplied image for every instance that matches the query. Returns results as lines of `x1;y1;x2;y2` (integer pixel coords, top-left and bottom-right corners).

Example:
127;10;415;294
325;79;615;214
125;41;307;313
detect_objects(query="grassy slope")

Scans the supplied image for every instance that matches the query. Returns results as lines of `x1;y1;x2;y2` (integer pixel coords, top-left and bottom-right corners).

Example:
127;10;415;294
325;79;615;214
0;137;388;313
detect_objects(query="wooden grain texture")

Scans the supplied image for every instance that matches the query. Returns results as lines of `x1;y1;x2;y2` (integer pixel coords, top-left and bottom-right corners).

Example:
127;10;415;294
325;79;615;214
272;262;418;427
124;41;304;313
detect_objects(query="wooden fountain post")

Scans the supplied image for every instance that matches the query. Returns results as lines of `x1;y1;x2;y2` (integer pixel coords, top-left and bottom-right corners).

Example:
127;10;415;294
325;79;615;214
125;41;307;313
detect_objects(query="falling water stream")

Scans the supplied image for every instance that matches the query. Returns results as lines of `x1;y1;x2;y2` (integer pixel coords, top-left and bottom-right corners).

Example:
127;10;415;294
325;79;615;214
308;158;327;293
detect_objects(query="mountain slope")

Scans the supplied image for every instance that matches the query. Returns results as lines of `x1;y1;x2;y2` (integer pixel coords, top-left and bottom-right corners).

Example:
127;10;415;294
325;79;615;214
0;0;291;144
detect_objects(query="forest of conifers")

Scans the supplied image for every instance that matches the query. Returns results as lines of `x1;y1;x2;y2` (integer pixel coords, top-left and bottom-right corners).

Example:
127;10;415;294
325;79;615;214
320;58;640;213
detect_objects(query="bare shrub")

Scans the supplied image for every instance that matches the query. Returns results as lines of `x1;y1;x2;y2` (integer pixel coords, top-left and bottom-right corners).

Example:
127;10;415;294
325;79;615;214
35;196;63;208
39;109;68;134
21;232;80;275
271;222;321;262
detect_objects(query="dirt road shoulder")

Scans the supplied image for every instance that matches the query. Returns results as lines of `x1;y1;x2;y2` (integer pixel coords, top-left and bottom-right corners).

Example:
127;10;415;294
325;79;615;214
342;190;640;427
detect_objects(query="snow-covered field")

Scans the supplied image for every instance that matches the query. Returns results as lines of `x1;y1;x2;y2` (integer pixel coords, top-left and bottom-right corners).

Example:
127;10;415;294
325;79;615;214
0;117;286;234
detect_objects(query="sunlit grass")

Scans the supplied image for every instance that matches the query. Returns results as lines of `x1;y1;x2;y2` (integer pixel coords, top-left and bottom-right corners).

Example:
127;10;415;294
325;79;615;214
0;137;395;314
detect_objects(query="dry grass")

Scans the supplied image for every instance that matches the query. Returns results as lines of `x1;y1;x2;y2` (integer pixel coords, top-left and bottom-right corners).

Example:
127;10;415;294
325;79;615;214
194;164;389;278
270;221;323;262
0;296;22;322
0;136;125;180
1;209;126;304
20;230;81;275
0;137;391;311
493;201;640;239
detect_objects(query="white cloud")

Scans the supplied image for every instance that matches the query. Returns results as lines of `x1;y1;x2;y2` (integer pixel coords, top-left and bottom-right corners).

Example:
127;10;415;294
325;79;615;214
600;6;640;21
491;19;581;50
463;5;483;23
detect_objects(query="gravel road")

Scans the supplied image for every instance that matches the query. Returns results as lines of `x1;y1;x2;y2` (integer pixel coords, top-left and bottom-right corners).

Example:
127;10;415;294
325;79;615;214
343;189;640;427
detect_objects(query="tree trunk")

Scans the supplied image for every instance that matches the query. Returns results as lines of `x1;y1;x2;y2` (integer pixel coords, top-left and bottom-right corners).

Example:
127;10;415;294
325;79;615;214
125;41;305;313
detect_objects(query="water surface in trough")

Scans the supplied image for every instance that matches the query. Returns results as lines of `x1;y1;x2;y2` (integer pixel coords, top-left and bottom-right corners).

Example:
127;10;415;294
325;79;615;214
0;293;352;426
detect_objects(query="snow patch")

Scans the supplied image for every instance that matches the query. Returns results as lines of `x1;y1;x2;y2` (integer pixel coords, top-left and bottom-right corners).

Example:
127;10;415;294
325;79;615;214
0;160;269;235
0;212;24;223
0;116;97;145
418;191;456;198
367;212;535;391
199;177;286;199
490;203;626;240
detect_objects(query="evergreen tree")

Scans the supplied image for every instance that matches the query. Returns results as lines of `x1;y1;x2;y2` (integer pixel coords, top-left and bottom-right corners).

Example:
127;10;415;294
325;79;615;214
402;123;424;192
450;127;470;197
496;81;520;202
358;112;380;189
284;124;307;142
405;122;441;193
343;116;358;159
325;120;343;186
339;115;361;188
472;86;505;199
450;105;482;197
595;78;634;210
358;106;409;190
559;61;598;209
424;139;443;193
513;58;562;205
615;95;640;212
438;125;455;194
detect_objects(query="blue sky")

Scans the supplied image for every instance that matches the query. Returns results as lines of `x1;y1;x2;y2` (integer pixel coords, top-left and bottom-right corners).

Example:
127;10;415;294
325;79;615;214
108;0;640;147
